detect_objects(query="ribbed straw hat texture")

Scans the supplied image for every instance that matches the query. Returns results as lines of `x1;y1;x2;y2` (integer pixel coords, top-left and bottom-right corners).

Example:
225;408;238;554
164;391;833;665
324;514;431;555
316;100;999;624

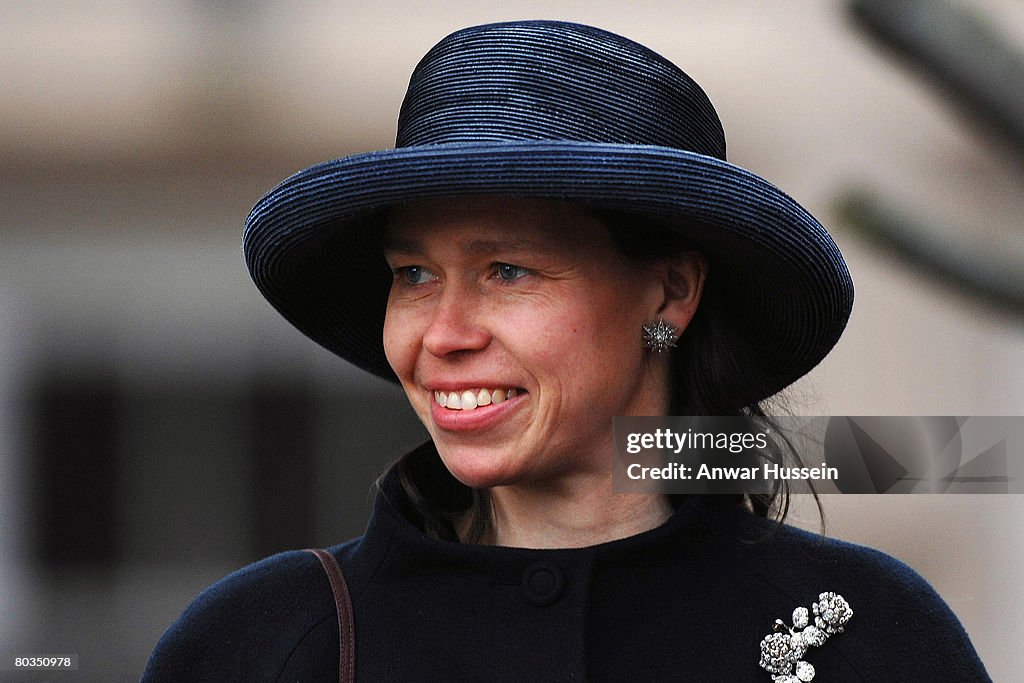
244;20;854;400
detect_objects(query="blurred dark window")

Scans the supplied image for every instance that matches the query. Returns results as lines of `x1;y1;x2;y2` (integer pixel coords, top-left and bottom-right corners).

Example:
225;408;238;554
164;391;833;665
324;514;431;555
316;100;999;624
31;372;120;566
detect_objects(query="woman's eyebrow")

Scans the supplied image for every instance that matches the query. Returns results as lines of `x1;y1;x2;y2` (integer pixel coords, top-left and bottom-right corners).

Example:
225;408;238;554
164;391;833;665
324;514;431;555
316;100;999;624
381;236;420;254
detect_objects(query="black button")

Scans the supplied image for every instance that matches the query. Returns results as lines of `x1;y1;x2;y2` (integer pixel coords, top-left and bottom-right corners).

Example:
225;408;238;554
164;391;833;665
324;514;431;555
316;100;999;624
521;561;564;606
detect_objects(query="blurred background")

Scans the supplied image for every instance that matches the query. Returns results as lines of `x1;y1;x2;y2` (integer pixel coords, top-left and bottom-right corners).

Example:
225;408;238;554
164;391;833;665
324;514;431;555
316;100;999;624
2;1;1022;680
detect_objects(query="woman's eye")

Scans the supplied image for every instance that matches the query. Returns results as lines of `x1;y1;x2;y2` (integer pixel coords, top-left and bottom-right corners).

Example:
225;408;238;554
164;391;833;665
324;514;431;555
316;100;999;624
395;265;435;285
495;263;529;281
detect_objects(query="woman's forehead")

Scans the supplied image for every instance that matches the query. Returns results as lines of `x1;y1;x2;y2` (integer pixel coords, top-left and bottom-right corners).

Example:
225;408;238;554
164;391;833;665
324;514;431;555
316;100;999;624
384;196;609;252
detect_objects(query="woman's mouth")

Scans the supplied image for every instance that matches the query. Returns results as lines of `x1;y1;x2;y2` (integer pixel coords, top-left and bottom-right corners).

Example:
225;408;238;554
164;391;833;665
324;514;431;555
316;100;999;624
434;388;520;411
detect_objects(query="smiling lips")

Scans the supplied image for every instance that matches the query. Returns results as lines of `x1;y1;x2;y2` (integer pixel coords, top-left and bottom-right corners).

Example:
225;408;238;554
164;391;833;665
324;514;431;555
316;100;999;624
434;388;520;411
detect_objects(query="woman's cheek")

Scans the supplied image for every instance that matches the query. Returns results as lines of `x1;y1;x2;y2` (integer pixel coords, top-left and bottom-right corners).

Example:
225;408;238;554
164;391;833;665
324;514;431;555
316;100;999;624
382;310;413;377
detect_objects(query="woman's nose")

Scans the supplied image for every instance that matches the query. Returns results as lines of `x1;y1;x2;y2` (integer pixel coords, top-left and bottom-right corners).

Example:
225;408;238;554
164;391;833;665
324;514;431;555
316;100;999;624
421;285;491;358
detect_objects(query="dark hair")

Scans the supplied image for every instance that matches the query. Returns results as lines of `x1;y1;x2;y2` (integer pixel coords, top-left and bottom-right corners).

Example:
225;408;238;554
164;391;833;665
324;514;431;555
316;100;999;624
385;207;820;542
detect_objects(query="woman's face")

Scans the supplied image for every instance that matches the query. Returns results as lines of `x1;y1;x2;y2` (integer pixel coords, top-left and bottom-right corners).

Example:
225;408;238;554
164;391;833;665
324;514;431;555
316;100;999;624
383;197;692;491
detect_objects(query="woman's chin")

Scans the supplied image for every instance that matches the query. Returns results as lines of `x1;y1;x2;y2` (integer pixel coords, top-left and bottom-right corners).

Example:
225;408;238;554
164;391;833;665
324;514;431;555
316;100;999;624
436;446;523;490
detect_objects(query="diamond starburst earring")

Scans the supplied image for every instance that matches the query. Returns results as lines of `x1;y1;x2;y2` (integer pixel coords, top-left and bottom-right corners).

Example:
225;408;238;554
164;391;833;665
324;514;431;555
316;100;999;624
642;317;679;352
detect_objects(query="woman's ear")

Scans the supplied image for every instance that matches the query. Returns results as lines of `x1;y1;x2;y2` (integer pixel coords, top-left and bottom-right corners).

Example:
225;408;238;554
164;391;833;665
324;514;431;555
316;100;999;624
656;251;708;332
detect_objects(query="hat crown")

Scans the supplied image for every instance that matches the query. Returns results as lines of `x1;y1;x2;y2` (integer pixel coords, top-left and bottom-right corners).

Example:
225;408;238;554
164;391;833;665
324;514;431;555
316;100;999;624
396;21;727;160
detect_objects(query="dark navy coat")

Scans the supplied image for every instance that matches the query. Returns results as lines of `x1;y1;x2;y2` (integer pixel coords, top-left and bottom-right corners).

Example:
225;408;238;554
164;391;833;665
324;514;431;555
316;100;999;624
143;445;989;681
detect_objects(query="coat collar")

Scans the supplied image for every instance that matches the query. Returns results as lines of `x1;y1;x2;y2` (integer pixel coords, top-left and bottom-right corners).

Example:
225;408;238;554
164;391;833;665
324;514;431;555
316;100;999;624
349;441;741;589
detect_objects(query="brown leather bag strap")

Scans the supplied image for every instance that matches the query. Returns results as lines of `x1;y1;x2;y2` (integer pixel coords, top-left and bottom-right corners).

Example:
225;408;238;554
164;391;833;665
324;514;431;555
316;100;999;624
306;548;355;683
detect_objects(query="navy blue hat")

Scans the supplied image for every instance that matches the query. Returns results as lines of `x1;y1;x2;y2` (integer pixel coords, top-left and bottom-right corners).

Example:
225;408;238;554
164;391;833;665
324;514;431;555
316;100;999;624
244;20;853;399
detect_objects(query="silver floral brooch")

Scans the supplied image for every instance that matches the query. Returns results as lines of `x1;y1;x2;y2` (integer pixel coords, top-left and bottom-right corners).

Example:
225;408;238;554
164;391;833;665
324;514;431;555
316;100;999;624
758;592;853;682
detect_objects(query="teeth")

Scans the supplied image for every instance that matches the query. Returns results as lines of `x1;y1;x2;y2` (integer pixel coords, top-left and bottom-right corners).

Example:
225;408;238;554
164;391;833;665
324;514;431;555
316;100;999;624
434;388;518;410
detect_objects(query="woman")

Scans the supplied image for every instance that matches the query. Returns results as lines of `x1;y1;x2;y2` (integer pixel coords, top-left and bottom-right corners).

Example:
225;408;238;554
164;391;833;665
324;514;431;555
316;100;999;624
144;20;989;681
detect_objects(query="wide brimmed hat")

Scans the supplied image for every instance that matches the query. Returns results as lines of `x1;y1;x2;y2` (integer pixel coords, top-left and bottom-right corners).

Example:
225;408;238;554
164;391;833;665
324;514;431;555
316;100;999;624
244;20;853;401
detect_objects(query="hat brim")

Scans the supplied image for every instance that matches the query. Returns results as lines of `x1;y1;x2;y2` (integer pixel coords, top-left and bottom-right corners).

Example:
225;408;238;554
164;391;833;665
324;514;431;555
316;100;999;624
244;140;853;400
